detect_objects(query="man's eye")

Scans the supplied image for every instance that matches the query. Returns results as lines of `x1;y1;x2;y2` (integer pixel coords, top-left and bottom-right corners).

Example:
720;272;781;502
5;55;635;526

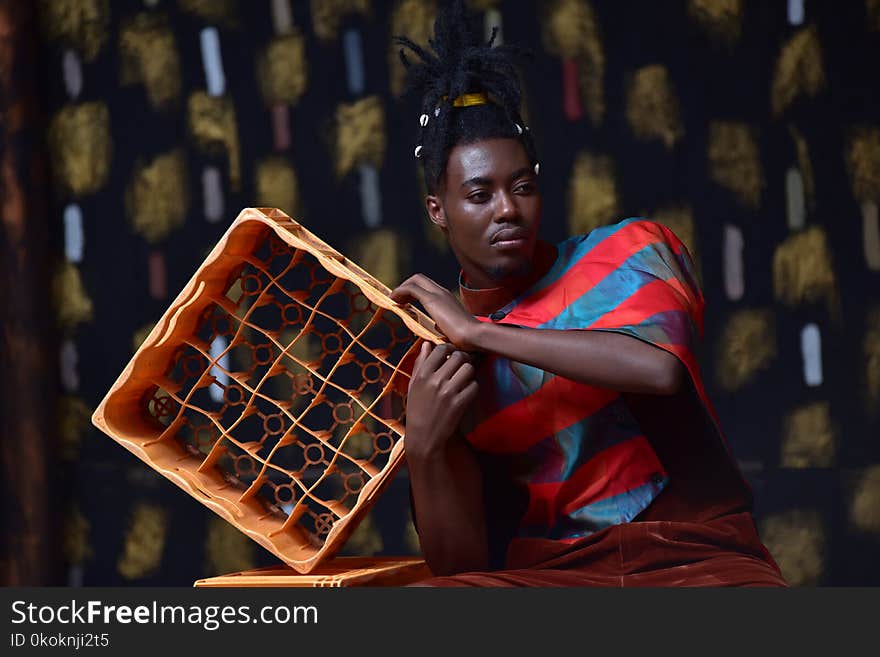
514;182;535;194
468;191;490;202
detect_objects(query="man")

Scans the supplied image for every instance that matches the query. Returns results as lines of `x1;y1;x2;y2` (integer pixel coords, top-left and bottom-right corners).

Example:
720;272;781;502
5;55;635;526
388;1;786;586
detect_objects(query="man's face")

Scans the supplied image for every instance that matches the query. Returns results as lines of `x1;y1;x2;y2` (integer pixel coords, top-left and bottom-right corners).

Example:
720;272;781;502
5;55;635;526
427;138;542;290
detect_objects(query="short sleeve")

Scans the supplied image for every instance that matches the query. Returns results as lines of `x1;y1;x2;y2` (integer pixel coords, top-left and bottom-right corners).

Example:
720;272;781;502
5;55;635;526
580;220;704;364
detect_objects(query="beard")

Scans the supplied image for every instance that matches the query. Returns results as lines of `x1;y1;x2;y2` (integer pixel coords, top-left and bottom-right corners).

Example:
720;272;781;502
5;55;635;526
483;256;532;285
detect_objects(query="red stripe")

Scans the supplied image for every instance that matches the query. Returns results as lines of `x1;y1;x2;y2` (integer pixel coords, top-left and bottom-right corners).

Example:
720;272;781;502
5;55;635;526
501;221;667;327
664;274;701;317
521;436;665;527
466;378;618;453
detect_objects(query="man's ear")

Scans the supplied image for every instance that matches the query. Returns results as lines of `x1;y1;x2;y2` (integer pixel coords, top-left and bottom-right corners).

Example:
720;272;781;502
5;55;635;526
425;195;447;229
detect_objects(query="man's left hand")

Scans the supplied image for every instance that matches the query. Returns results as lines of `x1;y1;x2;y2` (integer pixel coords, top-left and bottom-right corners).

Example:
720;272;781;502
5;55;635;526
390;274;481;350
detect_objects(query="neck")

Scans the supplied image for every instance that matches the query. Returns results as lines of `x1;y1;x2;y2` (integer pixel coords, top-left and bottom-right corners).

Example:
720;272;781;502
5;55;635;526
459;241;556;316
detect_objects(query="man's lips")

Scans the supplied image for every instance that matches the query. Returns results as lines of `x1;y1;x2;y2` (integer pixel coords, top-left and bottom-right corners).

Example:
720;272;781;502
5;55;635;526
491;227;530;247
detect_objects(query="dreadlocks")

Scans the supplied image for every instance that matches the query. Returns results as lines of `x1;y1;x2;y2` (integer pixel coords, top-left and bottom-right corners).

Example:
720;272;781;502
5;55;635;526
394;0;537;193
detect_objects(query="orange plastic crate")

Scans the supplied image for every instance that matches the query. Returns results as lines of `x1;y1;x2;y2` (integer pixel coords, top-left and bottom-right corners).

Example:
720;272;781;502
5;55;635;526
92;208;443;574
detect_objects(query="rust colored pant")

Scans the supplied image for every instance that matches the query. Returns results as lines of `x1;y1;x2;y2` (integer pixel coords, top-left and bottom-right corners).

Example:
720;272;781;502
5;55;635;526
411;512;788;587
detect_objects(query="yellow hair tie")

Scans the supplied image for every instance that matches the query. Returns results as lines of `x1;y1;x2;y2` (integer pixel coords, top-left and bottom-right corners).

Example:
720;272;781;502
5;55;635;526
441;92;490;107
453;92;489;107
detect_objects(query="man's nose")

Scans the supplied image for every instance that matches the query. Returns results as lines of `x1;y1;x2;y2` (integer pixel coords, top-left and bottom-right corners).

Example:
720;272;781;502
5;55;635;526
494;191;518;222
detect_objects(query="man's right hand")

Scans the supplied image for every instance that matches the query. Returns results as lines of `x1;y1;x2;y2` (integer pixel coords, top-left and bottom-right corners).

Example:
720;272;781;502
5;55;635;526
403;341;479;462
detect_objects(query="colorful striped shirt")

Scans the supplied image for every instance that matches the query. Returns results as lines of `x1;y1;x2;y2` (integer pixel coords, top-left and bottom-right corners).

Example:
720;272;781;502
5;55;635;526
459;218;709;541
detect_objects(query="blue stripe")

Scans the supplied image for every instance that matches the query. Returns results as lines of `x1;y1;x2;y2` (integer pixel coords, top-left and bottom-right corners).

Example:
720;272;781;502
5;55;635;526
542;477;668;540
524;399;642;484
535;240;688;332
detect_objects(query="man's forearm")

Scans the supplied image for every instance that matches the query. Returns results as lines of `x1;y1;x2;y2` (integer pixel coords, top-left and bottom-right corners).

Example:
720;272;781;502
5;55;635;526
406;436;489;576
469;321;684;395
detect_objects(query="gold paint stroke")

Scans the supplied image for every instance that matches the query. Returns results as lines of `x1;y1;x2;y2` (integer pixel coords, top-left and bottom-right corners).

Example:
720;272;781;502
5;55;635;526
47;102;112;196
334;95;386;178
126;149;189;243
53;263;94;334
716;309;776;392
188;92;241;190
39;0;109;61
625;65;683;149
780;402;835;468
349;228;406;289
117;503;168;580
255;157;299;216
771;26;825;117
707;121;764;209
772;225;839;317
567;151;618;236
119;13;181;110
846;126;880;202
687;0;743;46
759;509;825;586
850;465;880;534
257;32;308;106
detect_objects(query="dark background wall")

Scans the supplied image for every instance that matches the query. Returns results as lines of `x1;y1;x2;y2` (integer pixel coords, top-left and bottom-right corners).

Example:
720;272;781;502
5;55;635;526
2;0;879;586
